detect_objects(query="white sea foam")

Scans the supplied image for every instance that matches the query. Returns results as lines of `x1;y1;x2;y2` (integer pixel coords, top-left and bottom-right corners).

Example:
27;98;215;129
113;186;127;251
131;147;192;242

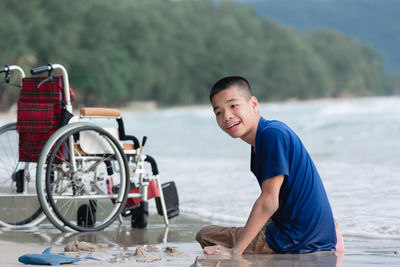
181;207;247;226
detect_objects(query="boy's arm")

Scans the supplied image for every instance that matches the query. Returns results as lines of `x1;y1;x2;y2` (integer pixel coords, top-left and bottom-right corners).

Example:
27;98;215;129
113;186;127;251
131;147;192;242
232;174;283;255
204;175;284;255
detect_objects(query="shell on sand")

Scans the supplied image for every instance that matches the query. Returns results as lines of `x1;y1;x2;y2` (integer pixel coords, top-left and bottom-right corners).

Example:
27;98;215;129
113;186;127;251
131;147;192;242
64;241;106;253
134;246;146;257
165;246;177;254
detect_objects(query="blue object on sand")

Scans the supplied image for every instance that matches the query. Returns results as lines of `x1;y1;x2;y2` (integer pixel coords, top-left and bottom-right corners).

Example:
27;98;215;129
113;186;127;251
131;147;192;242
18;246;100;266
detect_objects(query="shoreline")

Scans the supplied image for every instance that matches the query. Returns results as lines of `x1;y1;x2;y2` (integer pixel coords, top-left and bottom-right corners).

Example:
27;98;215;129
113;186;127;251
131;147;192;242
1;95;398;120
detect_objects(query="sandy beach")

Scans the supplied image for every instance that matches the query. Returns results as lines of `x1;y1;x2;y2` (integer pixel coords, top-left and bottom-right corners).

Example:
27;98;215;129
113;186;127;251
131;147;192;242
0;215;399;267
0;240;203;267
0;240;342;267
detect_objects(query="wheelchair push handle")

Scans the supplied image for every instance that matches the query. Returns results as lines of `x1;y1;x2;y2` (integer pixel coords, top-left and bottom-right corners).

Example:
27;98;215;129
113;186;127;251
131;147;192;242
0;65;26;85
30;63;72;113
31;64;52;75
0;66;7;73
0;65;26;77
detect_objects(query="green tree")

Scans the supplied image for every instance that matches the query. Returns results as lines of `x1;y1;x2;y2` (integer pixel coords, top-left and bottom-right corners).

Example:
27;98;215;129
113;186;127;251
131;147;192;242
0;0;390;110
303;29;385;96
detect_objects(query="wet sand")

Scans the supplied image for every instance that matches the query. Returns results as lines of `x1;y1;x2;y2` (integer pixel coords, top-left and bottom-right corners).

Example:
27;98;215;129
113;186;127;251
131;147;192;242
0;215;399;267
0;240;343;267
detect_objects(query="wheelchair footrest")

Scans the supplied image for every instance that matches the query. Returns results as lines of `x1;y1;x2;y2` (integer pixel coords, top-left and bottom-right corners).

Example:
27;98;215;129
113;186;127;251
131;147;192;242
156;181;179;219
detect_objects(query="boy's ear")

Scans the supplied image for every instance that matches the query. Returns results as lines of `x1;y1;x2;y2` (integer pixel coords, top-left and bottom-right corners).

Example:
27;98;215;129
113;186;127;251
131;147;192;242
250;96;259;113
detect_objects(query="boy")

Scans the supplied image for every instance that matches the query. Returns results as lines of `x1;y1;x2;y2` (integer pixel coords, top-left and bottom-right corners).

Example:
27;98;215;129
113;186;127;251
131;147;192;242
196;76;344;255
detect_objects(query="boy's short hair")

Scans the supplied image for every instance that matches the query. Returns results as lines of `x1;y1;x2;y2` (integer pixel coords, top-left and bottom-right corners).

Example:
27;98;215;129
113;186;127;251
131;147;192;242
210;76;253;101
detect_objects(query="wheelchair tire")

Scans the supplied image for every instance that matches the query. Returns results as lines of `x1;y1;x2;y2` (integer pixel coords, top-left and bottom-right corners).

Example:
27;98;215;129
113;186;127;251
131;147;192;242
43;124;130;232
131;201;148;229
0;123;46;228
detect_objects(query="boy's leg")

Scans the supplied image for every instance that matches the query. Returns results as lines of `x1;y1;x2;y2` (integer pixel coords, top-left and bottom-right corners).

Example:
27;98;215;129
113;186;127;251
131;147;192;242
196;225;274;254
335;219;345;252
196;225;238;248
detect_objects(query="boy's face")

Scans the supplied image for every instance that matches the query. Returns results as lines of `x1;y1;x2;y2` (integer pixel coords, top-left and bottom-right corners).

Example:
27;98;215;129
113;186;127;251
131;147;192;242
211;86;260;145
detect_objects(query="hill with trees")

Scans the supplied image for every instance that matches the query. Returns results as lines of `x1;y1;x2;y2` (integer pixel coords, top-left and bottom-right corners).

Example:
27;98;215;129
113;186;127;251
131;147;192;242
235;0;400;74
0;0;392;110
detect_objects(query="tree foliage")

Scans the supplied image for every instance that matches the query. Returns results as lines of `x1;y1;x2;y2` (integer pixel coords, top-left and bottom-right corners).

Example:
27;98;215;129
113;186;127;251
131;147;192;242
245;0;400;73
302;29;385;97
0;0;389;110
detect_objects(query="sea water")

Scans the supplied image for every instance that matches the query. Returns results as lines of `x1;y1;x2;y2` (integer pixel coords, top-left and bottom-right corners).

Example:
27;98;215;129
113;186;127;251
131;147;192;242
120;96;400;241
0;97;398;242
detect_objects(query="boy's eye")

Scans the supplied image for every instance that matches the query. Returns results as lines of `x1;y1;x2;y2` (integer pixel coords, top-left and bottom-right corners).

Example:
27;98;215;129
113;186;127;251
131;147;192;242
215;111;221;116
231;104;237;108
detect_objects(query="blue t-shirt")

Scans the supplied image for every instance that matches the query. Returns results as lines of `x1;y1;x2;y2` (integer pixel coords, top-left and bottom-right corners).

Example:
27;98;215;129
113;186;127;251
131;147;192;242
250;117;336;254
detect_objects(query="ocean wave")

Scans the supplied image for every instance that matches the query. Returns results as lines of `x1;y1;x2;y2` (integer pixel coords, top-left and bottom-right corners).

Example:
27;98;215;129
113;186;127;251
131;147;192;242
342;230;400;240
181;207;247;226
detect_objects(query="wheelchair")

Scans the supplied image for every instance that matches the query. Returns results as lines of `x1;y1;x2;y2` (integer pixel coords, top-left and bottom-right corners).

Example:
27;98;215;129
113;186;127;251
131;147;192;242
0;63;179;232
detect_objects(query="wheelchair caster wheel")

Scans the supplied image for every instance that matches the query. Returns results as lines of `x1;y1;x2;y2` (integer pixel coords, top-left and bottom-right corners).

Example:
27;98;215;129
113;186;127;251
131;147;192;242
77;200;97;227
131;201;148;229
14;169;24;193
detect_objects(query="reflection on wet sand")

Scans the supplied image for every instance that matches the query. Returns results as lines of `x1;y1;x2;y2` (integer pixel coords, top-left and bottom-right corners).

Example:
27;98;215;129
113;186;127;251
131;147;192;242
0;223;345;267
200;251;343;267
0;224;173;248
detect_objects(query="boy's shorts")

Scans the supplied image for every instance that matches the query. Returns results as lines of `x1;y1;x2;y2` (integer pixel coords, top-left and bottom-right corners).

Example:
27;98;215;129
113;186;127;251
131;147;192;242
196;224;274;254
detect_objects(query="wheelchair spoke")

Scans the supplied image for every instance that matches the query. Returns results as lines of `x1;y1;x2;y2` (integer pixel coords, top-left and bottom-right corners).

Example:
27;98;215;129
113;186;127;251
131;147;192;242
83;156;112;173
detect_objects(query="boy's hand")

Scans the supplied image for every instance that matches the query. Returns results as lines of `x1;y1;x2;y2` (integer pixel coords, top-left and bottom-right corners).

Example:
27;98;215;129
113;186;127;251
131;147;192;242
203;245;232;255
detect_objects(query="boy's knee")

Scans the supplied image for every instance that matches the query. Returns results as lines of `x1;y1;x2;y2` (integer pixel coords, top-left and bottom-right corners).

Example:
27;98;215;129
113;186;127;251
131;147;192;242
196;227;205;242
196;225;222;248
196;226;211;247
196;225;213;241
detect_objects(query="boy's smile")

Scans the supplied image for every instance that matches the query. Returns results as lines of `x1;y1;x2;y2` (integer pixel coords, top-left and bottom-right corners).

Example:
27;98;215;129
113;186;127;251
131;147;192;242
211;86;260;145
226;121;241;131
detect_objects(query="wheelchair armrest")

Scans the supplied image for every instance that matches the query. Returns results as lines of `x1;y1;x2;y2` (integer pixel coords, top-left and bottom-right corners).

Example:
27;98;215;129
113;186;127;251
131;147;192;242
80;107;121;117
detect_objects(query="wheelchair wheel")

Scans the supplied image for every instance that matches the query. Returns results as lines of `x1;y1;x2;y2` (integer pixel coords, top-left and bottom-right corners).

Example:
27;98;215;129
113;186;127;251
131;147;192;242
0;123;46;228
36;123;129;232
131;201;148;229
